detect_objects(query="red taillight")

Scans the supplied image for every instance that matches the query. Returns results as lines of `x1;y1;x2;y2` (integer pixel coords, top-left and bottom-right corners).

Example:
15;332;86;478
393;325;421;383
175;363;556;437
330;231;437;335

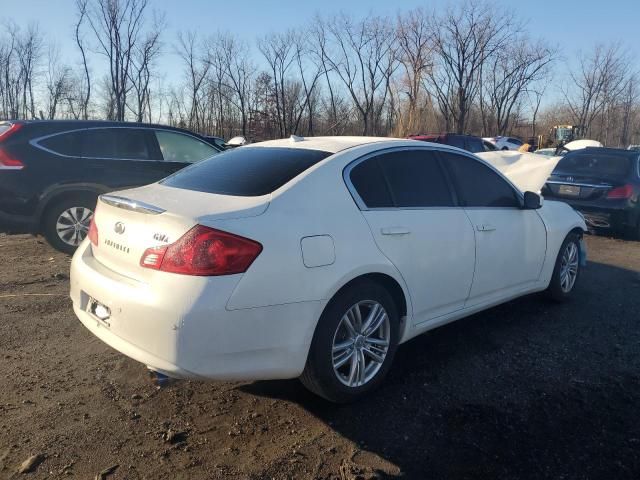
140;225;263;276
0;123;24;170
88;216;99;246
606;184;634;200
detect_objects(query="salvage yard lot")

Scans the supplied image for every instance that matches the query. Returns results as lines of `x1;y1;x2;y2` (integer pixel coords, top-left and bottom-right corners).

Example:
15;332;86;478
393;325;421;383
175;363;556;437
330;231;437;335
1;233;639;479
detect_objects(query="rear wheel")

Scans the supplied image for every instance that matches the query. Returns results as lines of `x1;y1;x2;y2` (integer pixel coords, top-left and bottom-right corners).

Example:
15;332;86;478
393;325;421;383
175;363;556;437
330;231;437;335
300;280;400;403
42;195;97;254
547;232;581;301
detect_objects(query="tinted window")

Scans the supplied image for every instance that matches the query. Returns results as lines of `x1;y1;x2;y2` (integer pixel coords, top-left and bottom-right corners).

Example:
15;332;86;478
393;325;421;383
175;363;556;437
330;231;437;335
508;138;523;146
448;135;466;149
113;129;150;160
378;150;453;207
465;137;484;153
555;151;632;178
349;158;393;208
161;147;331;196
156;130;218;163
39;131;85;156
81;129;117;158
441;152;520;207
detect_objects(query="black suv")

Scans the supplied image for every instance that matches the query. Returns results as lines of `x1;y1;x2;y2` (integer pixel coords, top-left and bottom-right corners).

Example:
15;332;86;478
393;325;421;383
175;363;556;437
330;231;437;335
543;147;640;238
0;120;222;252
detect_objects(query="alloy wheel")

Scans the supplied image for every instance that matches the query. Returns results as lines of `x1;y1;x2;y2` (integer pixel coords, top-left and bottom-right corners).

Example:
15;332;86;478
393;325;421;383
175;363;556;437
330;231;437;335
55;207;93;247
331;300;391;388
560;241;579;293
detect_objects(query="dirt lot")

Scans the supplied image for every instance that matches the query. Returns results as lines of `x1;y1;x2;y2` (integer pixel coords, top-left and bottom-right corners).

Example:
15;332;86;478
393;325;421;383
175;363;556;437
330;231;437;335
1;233;639;479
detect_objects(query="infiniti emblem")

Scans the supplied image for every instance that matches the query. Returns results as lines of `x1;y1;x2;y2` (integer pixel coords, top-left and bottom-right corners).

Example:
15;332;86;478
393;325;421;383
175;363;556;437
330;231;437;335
114;222;126;234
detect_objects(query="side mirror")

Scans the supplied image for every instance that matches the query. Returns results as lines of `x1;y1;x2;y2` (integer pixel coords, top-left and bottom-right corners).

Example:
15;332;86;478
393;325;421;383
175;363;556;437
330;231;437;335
523;191;542;209
226;136;247;148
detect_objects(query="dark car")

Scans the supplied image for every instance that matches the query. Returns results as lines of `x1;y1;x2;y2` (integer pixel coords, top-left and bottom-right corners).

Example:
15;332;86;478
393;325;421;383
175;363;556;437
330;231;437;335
408;133;493;153
542;147;640;238
0;120;222;253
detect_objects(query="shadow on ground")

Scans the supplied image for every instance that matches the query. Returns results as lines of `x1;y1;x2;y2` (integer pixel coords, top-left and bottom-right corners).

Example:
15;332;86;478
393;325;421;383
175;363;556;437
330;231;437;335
241;261;640;479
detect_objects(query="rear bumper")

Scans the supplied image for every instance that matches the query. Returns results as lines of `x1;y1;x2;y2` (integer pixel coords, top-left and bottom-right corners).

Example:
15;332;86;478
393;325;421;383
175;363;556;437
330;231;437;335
70;240;322;381
545;198;637;230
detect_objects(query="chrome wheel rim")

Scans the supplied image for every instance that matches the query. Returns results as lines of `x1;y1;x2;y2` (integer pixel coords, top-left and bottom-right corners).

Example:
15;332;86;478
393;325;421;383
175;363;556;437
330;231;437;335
56;207;93;246
332;300;390;388
560;241;579;293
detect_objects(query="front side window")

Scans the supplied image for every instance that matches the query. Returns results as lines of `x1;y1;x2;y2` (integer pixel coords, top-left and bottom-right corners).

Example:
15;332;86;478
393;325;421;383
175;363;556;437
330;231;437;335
441;152;520;208
113;129;151;160
156;130;218;163
349;149;454;208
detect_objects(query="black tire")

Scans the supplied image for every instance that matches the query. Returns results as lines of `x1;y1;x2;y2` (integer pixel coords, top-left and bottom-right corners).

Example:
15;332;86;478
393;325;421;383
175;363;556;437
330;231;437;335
300;279;400;403
547;232;582;302
501;146;509;151
41;194;97;254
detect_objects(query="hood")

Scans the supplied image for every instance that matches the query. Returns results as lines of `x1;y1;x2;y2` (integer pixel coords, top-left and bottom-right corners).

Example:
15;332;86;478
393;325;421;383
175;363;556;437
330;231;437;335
476;150;562;193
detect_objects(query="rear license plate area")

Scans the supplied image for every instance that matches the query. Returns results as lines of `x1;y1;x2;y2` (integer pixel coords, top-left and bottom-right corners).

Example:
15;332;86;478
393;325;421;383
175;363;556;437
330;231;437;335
559;184;581;196
87;296;111;326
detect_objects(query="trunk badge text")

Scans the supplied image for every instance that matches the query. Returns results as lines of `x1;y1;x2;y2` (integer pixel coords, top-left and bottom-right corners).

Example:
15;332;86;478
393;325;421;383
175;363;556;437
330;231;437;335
114;222;126;234
153;233;169;243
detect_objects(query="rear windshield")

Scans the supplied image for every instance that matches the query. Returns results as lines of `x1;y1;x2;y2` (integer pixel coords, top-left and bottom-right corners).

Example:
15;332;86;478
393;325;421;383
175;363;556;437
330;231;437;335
161;146;332;196
555;152;633;178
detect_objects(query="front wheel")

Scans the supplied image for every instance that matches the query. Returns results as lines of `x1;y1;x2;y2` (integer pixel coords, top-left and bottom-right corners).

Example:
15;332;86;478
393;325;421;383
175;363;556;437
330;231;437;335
547;232;582;301
300;280;400;403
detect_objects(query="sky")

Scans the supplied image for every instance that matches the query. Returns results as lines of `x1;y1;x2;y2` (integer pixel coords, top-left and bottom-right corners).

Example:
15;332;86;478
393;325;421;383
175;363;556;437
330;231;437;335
1;0;639;105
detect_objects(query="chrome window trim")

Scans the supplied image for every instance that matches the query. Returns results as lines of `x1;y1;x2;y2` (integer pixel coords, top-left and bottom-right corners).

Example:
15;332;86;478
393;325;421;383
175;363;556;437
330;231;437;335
29;126;219;162
343;145;524;211
99;194;165;215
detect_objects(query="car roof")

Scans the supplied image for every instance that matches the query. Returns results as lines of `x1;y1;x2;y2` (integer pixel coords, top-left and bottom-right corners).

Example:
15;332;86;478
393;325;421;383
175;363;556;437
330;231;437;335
0;119;207;137
569;146;638;157
246;136;395;154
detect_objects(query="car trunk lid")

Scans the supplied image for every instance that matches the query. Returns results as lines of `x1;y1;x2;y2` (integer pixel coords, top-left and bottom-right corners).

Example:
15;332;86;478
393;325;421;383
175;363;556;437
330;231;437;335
90;184;269;282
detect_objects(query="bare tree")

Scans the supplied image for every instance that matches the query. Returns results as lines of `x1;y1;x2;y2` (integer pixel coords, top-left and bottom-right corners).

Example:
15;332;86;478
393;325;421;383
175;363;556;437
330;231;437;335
564;43;631;137
483;39;555;135
395;8;434;136
74;0;91;119
428;0;513;133
44;45;71;119
82;0;157;121
322;13;398;135
176;31;210;131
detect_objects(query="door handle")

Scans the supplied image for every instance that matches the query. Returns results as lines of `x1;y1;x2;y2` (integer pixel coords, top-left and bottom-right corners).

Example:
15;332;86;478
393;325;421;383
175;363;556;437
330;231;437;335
476;224;496;232
381;227;411;236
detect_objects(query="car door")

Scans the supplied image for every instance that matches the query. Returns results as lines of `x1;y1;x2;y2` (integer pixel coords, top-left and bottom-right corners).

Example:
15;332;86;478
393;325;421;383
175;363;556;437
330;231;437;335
439;151;547;306
347;148;476;324
153;130;220;175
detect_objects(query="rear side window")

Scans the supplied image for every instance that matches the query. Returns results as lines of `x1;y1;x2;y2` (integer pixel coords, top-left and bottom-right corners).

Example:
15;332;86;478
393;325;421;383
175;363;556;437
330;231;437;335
349;149;453;208
508;138;523;146
161;147;332;196
441;152;520;207
39;128;152;159
555;152;632;178
112;129;151;160
156;130;218;163
349;158;394;208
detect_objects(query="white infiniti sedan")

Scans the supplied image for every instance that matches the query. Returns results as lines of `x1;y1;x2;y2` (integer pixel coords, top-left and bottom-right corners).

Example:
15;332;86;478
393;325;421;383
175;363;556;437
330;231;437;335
70;137;587;403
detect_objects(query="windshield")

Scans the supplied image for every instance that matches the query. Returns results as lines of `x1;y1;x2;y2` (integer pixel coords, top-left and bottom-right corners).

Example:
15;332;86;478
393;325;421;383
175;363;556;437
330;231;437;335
554;151;633;178
161;146;332;196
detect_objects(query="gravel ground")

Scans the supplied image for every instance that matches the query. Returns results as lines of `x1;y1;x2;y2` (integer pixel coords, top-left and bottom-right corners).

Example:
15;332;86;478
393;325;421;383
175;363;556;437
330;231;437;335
0;233;639;479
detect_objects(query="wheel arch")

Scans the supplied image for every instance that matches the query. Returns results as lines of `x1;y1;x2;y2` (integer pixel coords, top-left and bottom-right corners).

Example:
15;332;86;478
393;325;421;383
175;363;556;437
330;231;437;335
36;184;107;228
321;270;412;343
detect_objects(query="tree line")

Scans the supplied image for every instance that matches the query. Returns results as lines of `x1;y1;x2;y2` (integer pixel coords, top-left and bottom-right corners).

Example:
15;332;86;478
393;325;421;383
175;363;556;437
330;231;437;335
0;0;638;146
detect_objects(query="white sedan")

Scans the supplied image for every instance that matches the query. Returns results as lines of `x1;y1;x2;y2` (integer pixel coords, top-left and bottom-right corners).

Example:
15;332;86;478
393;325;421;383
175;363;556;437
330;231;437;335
484;136;525;151
70;137;587;403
